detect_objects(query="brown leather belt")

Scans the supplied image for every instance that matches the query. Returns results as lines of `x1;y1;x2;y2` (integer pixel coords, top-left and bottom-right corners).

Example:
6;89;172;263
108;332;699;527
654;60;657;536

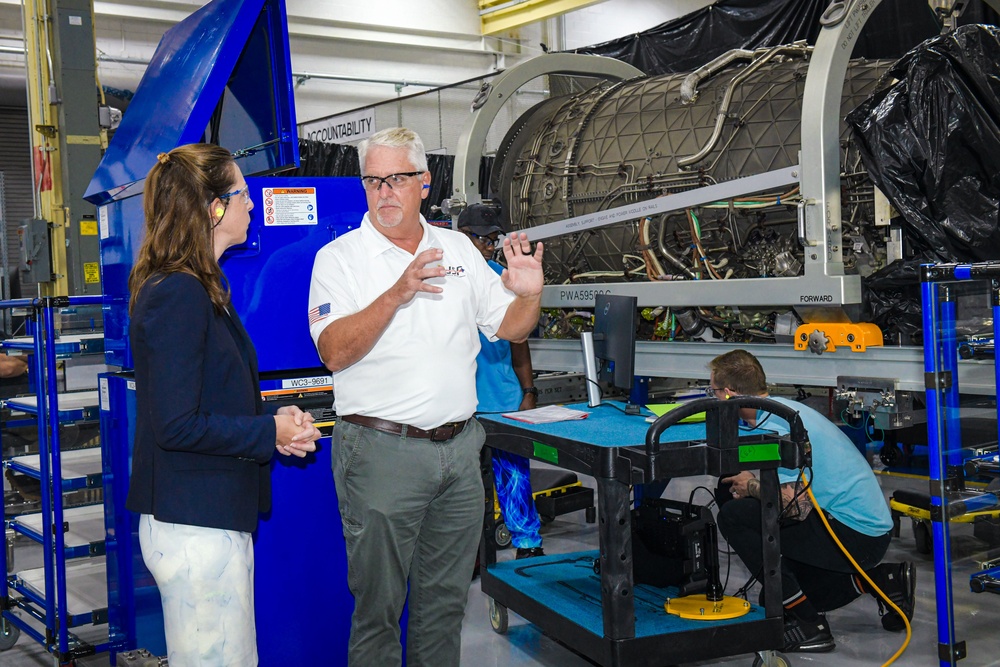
340;414;470;441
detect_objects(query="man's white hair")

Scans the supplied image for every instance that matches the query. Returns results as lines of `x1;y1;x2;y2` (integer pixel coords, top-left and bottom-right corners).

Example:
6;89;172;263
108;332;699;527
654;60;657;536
358;127;428;174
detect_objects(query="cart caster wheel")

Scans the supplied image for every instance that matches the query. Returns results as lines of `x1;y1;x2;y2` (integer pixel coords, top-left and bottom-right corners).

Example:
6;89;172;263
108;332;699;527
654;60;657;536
913;519;932;554
586;506;596;523
752;650;791;667
879;443;902;468
0;617;21;651
488;597;508;634
495;522;512;549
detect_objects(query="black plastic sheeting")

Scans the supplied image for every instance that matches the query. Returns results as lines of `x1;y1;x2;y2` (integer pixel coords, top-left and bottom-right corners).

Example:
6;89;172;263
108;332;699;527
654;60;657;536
850;24;1000;343
862;261;925;346
848;24;1000;263
571;0;940;76
295;139;495;222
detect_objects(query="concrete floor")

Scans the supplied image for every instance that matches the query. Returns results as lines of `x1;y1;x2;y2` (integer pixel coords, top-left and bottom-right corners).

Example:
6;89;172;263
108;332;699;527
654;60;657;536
5;467;1000;666
459;470;1000;667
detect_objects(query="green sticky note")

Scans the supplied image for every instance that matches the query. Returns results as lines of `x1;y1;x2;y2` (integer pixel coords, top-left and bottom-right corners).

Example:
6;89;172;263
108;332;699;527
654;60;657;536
533;441;559;464
646;403;706;423
739;443;781;463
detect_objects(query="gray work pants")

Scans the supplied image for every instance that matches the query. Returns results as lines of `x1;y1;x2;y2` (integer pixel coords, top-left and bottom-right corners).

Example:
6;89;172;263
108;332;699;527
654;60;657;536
332;418;485;667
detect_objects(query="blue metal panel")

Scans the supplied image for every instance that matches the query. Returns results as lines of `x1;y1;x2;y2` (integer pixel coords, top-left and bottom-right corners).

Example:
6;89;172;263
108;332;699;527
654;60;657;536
255;439;354;663
99;177;366;372
97;196;144;368
99;372;167;657
223;177;368;373
84;0;298;206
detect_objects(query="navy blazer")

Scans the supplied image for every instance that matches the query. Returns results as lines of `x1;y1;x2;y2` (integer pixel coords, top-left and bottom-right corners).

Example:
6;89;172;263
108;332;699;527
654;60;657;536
126;272;277;532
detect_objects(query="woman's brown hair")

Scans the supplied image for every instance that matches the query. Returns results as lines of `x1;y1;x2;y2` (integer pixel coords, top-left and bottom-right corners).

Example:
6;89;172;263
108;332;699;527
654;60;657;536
128;143;236;314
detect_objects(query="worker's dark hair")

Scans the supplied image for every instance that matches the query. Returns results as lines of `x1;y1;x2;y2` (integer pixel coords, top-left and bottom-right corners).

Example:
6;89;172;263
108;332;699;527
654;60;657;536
129;143;235;315
708;349;768;396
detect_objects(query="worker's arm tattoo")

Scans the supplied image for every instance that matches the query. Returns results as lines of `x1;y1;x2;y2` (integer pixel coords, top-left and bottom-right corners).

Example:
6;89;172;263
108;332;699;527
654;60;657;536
779;481;813;521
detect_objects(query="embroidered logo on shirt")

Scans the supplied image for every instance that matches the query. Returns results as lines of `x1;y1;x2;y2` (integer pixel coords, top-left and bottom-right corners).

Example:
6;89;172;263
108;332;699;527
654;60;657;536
444;265;466;277
309;302;331;326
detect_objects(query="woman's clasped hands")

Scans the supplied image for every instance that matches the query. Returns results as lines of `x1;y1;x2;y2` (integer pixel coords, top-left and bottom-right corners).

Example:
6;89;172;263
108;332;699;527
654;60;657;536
274;405;321;457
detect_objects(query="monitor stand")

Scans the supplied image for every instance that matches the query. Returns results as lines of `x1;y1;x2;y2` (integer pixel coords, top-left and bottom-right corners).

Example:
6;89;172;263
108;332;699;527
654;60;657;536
580;332;602;408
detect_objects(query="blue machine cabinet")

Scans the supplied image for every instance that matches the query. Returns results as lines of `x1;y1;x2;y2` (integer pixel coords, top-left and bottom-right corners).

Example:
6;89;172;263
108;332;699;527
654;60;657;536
84;0;368;662
87;0;300;369
223;176;367;374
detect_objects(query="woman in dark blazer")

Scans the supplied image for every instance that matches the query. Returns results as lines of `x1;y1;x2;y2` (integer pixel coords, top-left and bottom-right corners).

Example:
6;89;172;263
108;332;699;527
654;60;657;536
126;143;319;667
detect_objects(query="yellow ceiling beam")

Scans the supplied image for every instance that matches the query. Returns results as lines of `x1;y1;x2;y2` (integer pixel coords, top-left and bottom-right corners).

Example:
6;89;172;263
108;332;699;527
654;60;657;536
480;0;608;36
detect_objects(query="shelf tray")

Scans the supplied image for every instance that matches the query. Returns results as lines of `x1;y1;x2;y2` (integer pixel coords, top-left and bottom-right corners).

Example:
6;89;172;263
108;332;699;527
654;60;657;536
12;504;106;558
14;555;108;627
7;447;103;490
6;390;100;421
2;333;103;356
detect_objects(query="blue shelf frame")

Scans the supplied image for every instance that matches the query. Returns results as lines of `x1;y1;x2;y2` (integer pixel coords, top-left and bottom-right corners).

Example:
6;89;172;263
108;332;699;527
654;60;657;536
920;262;1000;667
0;295;109;662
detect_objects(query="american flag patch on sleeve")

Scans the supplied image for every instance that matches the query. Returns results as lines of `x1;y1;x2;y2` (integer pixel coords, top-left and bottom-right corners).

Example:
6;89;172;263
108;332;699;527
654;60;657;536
308;302;331;326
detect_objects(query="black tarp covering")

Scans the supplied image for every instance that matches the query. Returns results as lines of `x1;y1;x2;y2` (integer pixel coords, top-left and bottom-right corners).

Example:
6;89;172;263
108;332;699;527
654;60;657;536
847;24;1000;263
848;24;1000;342
571;0;940;75
862;260;925;346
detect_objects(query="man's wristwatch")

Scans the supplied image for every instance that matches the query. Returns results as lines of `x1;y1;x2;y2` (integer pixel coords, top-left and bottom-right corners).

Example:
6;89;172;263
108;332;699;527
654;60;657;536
522;386;539;397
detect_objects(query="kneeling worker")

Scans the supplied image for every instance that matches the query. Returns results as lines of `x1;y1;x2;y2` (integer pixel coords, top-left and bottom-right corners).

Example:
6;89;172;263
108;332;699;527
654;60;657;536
711;349;915;653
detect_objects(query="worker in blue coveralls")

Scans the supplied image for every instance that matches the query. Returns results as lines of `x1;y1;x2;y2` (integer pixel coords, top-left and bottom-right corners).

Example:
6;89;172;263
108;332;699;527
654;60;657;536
712;350;915;655
458;203;544;560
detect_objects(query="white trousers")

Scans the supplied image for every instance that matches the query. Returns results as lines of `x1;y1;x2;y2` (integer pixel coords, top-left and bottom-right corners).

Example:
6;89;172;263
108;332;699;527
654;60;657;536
139;514;257;667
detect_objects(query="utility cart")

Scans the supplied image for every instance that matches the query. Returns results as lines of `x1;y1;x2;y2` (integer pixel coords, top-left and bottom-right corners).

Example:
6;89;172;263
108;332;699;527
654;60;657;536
478;396;809;667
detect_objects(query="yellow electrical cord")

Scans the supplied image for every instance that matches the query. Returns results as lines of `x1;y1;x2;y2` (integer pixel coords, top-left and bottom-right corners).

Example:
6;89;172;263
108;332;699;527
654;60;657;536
801;473;912;666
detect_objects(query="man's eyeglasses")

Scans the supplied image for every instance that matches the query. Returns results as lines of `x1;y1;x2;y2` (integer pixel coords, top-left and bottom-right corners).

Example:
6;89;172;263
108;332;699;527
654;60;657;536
360;171;425;192
219;185;250;206
705;385;726;398
467;231;499;248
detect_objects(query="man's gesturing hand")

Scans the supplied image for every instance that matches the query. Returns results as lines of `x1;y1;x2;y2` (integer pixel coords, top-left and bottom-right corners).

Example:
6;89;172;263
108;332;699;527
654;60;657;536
389;248;446;306
500;233;544;298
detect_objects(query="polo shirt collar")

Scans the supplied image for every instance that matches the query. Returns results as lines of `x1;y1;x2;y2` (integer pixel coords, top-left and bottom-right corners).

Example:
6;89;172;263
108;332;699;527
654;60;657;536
360;212;435;258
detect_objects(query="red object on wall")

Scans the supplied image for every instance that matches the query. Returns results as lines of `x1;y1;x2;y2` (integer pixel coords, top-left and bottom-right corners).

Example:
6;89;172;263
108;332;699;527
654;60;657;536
34;146;52;192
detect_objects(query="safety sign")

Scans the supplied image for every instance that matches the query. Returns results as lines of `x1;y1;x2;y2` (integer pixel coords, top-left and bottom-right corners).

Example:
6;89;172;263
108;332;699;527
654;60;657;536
261;187;318;226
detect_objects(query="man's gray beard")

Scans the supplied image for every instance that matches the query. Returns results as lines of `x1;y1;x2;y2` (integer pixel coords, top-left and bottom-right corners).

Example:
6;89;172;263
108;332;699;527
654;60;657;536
375;202;403;228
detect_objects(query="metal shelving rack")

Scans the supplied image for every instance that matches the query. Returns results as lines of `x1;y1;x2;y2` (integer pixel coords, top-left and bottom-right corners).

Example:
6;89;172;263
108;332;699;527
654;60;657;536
920;262;1000;667
0;295;106;662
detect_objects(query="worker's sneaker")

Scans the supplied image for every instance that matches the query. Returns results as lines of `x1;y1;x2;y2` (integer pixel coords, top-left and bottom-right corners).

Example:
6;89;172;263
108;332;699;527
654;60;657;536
782;614;835;653
872;561;916;632
515;546;545;560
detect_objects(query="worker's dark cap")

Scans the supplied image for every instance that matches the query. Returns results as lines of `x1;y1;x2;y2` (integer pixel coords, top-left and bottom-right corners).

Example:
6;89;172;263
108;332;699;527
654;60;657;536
457;203;505;236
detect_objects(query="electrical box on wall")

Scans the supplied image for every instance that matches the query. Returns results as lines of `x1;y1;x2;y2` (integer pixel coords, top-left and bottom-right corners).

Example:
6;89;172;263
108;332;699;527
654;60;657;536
18;218;53;283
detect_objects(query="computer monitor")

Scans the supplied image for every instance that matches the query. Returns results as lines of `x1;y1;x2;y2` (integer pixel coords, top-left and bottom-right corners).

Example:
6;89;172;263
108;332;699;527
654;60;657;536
593;294;638;411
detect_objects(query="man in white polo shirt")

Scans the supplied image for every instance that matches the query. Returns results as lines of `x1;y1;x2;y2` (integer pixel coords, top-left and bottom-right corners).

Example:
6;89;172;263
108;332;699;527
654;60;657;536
307;127;544;667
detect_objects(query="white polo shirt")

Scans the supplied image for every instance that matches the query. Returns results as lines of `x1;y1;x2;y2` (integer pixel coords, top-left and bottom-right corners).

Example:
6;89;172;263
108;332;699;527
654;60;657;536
308;213;515;430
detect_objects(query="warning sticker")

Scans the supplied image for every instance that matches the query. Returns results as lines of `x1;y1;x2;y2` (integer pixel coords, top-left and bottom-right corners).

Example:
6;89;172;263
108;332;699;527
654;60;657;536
83;262;100;283
80;220;98;236
99;206;109;239
261;187;318;226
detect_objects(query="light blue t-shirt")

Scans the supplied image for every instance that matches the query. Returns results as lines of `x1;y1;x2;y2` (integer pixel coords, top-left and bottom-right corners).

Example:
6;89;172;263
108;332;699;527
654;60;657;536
475;261;522;413
759;396;892;537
